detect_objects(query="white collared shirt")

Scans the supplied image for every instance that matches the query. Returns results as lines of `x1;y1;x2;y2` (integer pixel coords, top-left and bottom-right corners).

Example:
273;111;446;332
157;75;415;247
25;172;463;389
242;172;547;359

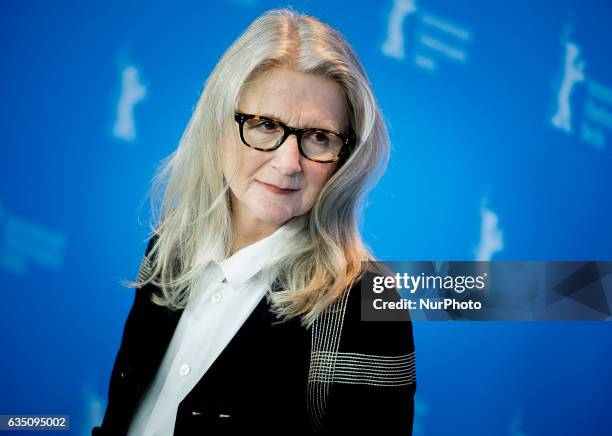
127;224;291;436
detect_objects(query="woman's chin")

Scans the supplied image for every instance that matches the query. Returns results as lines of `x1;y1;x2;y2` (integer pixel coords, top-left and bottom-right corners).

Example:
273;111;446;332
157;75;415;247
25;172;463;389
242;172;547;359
252;209;296;228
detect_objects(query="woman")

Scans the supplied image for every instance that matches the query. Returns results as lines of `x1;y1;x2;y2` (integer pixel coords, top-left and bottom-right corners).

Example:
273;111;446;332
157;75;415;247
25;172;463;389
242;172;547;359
93;7;416;436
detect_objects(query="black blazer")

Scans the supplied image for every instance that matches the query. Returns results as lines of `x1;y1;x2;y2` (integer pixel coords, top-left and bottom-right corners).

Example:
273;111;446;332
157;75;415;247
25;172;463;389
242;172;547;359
93;236;417;435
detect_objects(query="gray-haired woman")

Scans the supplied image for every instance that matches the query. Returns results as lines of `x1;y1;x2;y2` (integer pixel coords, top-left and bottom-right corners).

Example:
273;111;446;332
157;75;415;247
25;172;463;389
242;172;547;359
94;7;416;435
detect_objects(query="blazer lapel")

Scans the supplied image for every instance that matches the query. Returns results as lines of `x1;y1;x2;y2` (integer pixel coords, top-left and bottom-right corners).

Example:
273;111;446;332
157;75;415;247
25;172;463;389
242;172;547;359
130;287;186;401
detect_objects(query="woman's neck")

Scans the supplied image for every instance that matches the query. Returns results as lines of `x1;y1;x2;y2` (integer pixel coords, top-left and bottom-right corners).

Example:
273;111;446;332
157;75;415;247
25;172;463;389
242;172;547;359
229;216;281;257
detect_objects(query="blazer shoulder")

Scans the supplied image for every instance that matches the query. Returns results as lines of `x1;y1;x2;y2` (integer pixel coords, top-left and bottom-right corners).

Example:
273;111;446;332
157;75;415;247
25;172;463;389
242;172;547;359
135;232;159;286
340;278;415;356
308;275;417;434
309;277;416;385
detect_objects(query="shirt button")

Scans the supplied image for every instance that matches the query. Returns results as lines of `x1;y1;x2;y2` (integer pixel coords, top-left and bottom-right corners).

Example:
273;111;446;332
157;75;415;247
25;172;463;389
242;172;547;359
179;363;191;376
211;291;223;303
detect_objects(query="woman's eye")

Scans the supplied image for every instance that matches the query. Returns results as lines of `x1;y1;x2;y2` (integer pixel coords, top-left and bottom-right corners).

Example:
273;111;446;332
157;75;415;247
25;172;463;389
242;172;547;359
313;132;330;143
257;120;277;130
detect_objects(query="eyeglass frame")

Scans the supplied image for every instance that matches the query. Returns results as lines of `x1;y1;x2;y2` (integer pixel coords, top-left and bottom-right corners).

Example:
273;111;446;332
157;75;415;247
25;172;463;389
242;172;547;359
234;111;356;163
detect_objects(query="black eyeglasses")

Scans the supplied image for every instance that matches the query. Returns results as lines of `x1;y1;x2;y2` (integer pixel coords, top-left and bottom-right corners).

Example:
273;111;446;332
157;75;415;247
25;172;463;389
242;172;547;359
234;112;356;163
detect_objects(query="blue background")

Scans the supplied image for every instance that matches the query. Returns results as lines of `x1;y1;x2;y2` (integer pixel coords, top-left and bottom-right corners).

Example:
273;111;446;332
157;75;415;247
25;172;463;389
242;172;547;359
1;0;611;434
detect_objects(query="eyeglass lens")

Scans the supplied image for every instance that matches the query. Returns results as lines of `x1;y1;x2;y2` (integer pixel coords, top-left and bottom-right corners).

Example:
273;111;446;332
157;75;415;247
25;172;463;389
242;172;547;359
243;118;343;161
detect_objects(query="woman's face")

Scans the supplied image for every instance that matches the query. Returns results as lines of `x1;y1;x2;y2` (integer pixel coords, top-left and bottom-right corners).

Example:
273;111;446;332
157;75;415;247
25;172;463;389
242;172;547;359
221;67;349;231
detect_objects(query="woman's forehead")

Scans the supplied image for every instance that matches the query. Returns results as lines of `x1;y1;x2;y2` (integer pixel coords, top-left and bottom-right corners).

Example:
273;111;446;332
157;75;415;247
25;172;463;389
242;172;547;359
239;68;349;131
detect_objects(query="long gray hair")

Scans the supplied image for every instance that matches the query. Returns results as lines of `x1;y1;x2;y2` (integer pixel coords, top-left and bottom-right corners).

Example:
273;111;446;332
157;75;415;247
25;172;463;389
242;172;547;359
126;7;390;328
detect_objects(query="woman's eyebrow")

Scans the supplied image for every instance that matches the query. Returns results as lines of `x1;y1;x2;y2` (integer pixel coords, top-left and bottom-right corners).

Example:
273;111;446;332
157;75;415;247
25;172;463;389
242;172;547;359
257;112;285;122
258;112;340;131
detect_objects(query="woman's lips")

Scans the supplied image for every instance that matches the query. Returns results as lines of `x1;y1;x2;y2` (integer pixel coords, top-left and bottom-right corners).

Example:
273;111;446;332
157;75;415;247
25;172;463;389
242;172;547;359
256;180;300;195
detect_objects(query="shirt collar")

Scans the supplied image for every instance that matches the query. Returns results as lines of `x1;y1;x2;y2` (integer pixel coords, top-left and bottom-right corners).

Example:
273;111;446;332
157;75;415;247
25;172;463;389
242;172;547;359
217;224;291;289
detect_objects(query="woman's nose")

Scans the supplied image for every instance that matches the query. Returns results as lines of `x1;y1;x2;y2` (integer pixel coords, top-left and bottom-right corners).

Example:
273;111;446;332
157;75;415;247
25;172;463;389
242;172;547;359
271;134;302;175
